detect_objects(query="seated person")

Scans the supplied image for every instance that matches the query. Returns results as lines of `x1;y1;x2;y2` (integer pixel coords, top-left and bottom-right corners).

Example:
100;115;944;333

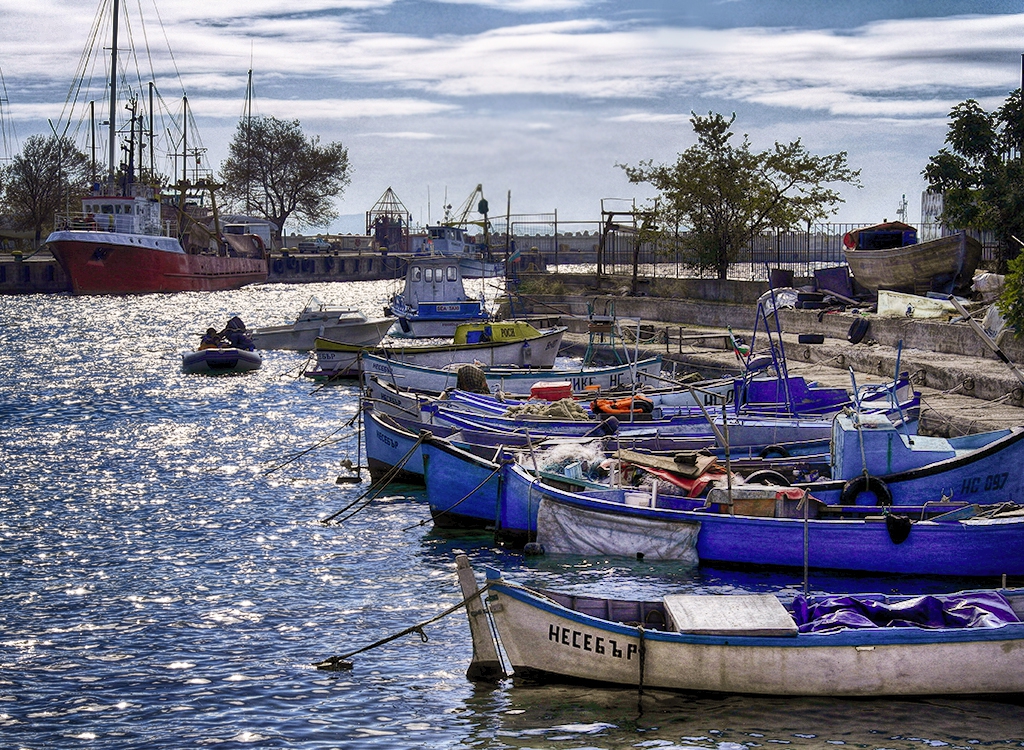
199;327;224;349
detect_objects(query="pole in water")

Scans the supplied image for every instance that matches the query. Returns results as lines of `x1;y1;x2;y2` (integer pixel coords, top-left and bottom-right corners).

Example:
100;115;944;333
456;554;505;681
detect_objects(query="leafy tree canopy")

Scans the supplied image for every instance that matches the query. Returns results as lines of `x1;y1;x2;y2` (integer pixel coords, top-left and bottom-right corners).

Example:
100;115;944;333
219;116;351;245
923;90;1024;335
620;112;861;278
1;134;90;244
923;91;1024;270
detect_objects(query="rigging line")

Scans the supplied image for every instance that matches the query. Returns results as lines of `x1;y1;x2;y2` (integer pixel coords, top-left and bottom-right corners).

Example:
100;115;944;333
60;0;109;129
145;0;185;98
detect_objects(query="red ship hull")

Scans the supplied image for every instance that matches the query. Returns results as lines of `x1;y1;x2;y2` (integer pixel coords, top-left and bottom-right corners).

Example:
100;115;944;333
47;231;268;295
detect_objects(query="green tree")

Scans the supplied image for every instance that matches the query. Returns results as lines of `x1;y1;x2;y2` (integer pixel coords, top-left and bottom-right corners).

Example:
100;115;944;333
219;116;350;246
1;134;90;244
620;112;861;279
923;91;1024;275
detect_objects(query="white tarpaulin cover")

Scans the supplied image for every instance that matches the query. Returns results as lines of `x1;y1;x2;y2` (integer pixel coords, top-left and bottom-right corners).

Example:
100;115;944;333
536;498;700;563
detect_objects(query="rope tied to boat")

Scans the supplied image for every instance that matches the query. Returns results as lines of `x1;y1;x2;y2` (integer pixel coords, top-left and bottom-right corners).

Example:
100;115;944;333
263;425;359;476
320;431;428;525
314;582;492;671
404;459;505;531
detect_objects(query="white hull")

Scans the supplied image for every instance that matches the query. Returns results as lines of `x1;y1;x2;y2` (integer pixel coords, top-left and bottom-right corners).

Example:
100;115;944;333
478;566;1024;697
358;353;663;396
250;316;395;351
308;327;566;380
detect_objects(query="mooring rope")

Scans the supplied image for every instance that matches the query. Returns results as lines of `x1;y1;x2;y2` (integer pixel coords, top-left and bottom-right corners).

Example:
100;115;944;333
402;461;503;532
263;425;358;476
313;582;493;671
319;432;427;524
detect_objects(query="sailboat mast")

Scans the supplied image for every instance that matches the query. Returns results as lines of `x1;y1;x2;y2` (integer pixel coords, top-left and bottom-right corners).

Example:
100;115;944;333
245;68;252;212
182;94;188;184
108;0;119;190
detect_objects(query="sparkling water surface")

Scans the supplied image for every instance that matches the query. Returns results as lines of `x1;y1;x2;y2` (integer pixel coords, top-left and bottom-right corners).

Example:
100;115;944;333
2;280;1023;749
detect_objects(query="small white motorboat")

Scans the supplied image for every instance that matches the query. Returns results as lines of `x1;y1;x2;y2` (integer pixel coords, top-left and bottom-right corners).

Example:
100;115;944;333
249;296;396;351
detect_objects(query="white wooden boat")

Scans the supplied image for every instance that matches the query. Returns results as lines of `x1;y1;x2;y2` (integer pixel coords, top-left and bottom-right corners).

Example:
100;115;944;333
359;353;664;396
387;256;490;337
249;296;396;351
304;323;567;381
456;555;1024;696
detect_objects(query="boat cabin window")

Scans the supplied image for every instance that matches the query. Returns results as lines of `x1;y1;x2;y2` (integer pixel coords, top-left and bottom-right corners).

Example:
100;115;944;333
101;204;114;214
446;266;457;281
411;267;422;282
424;268;434;282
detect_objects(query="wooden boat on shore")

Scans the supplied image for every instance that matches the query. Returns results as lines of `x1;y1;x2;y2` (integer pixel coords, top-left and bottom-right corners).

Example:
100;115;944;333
457;555;1024;696
843;222;982;295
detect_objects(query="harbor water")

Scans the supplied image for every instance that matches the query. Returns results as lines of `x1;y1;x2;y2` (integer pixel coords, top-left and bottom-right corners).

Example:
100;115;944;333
2;280;1024;749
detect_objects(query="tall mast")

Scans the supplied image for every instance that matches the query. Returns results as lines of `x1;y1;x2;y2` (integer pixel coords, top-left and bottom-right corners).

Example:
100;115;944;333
181;94;188;184
108;0;119;190
245;68;253;212
148;81;154;179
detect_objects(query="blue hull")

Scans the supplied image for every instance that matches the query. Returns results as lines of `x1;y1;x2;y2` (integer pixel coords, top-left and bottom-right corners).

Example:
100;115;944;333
422;436;504;529
501;463;1024;577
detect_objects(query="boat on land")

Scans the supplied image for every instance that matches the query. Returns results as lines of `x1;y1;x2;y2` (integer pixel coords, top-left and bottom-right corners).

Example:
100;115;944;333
842;221;982;295
387;256;490;337
304;321;566;381
456;555;1024;696
358;352;665;397
43;1;267;295
248;297;396;351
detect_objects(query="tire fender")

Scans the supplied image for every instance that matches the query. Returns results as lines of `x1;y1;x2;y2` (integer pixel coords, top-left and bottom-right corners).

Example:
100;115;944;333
840;474;892;506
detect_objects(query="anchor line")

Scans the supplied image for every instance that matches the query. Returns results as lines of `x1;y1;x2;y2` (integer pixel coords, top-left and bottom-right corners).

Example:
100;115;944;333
314;582;493;670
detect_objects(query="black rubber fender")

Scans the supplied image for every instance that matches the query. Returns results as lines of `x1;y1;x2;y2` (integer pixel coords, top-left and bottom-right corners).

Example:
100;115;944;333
758;444;790;459
848;317;870;344
745;469;790;485
840;474;892;506
744;469;791;486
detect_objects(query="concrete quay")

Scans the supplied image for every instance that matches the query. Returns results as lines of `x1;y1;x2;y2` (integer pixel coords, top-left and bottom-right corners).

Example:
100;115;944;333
521;283;1024;438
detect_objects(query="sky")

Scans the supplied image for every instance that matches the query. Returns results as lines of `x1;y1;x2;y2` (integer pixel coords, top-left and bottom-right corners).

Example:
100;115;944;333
1;0;1022;235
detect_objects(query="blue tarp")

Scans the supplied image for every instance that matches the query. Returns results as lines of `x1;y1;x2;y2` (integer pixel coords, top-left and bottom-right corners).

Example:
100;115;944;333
792;593;1020;633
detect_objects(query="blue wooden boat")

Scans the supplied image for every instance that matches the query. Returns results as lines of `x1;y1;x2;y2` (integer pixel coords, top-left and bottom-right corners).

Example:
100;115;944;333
420;420;1024;575
798;412;1024;507
503;461;1024;576
457;555;1024;695
366;405;829;487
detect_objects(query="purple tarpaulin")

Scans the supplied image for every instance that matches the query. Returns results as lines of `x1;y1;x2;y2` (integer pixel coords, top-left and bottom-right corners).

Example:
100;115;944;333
791;593;1020;633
